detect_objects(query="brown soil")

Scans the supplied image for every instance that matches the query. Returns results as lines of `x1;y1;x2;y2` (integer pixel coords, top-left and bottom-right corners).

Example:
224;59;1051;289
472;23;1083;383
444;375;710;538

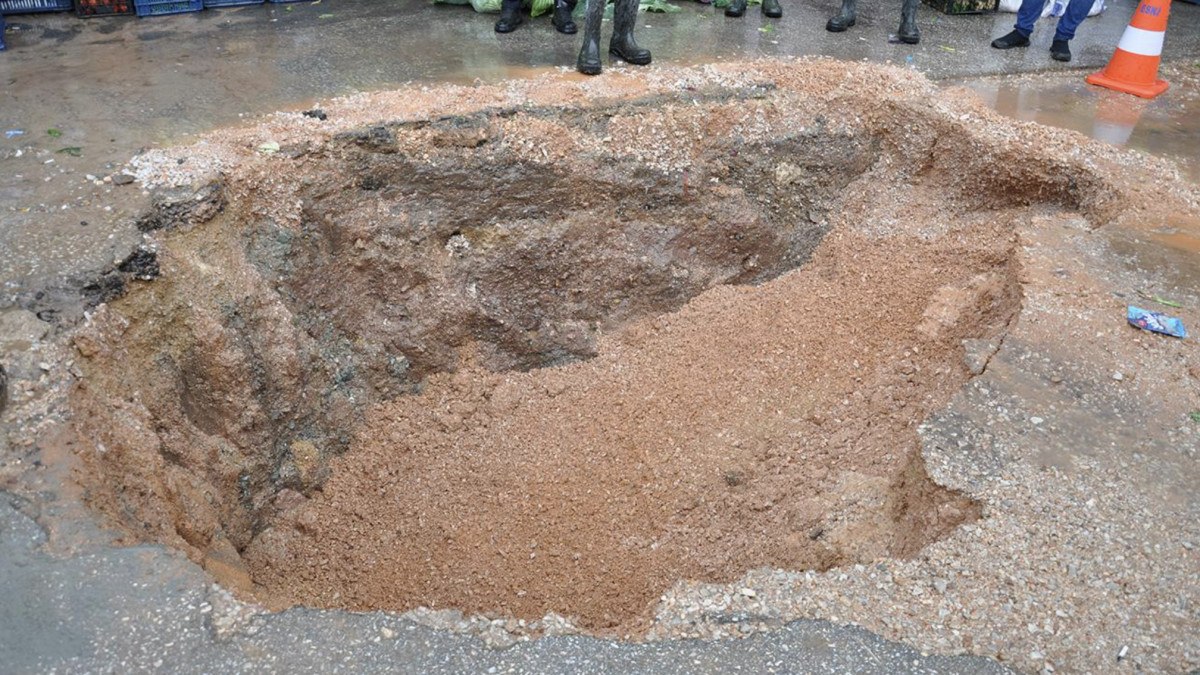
64;60;1192;636
245;219;1016;631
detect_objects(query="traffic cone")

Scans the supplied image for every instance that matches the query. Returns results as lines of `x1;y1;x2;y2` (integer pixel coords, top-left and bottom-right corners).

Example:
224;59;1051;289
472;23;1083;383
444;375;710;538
1086;0;1171;99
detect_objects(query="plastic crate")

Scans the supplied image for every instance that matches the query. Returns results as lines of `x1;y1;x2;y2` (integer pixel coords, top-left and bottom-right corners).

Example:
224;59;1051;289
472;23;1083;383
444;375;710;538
133;0;200;14
74;0;133;15
0;0;72;14
204;0;262;6
921;0;996;13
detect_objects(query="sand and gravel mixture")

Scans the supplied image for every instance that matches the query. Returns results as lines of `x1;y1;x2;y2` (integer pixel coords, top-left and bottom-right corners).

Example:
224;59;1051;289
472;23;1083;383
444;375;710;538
47;59;1200;673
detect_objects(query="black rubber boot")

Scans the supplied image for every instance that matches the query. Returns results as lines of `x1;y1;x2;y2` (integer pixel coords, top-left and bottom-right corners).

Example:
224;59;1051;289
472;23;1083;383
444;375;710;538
1050;38;1072;62
826;0;856;31
762;0;782;18
610;0;651;65
552;0;578;34
725;0;747;17
494;0;523;33
576;0;604;74
991;29;1030;49
896;0;919;44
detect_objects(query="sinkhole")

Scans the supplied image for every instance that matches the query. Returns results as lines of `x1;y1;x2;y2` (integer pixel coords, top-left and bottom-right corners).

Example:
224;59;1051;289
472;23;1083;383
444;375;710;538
65;70;1095;633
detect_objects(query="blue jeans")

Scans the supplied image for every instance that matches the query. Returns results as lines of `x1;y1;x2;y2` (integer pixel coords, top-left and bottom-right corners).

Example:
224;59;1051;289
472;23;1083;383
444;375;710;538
1014;0;1092;41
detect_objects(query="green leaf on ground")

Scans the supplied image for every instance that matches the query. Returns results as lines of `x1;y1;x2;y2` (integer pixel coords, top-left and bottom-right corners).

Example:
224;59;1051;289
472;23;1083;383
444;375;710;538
47;128;63;138
56;146;82;157
1190;411;1200;423
1136;290;1184;309
318;12;334;18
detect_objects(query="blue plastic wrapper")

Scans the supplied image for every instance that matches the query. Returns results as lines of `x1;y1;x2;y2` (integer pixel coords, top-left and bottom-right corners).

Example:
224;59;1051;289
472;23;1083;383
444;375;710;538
1127;306;1187;338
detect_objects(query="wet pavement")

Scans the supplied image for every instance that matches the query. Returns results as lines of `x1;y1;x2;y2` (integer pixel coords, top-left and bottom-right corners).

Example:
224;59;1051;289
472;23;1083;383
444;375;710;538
1;2;1200;674
0;493;1013;674
962;67;1200;182
1;0;1199;314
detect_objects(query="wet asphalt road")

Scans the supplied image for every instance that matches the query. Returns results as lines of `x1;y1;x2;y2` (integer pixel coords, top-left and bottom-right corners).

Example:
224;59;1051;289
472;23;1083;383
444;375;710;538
1;1;1198;673
0;494;1013;674
1;0;1199;314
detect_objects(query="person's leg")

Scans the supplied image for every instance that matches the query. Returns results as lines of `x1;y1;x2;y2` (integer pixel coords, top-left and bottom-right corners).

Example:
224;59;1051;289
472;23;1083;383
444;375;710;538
826;0;857;32
610;0;651;64
1047;0;1092;60
576;0;605;75
725;0;748;17
991;0;1040;48
897;0;920;44
762;0;783;18
1053;0;1093;40
1013;0;1043;36
553;0;578;34
495;0;523;33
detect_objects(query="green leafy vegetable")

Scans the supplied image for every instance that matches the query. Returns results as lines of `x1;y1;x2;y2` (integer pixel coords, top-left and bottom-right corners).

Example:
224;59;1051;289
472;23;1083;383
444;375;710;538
56;146;82;157
641;0;681;12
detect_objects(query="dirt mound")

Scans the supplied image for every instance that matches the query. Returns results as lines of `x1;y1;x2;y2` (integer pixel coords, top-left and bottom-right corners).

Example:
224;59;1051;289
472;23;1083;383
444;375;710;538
65;60;1179;634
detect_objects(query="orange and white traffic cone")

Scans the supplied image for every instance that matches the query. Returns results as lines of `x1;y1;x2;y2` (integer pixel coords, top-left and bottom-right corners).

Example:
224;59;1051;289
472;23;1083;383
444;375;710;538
1086;0;1170;99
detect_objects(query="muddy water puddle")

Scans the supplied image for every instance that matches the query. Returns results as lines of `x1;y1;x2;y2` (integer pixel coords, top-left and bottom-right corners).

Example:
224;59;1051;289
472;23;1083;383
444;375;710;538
963;71;1200;183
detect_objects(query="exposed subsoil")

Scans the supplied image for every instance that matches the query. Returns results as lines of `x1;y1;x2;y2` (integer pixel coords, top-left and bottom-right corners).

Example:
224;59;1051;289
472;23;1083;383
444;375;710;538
55;60;1199;650
246;220;1015;630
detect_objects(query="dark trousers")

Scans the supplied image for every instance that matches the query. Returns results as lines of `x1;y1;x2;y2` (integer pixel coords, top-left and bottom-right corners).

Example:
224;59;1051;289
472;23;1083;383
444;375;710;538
1014;0;1092;41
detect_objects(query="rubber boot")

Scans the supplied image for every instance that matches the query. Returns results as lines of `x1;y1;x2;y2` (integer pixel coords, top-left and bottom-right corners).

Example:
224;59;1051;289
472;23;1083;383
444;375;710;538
494;0;523;33
896;0;920;44
552;0;578;34
725;0;747;17
826;0;856;31
762;0;782;18
610;0;651;65
576;0;605;75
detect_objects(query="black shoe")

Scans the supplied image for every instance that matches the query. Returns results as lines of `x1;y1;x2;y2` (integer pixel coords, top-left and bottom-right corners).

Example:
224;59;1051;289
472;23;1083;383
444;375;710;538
826;14;855;31
762;0;782;17
552;2;577;34
725;0;746;17
991;30;1030;49
1050;38;1071;62
577;37;602;75
494;11;523;33
610;36;651;65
